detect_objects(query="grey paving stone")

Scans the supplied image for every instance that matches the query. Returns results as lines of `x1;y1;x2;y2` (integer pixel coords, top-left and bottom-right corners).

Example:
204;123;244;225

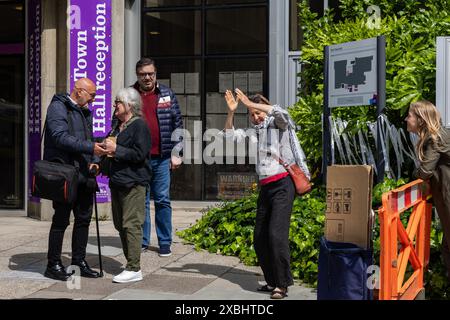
103;288;187;300
0;279;55;299
155;250;240;279
129;273;215;295
47;276;129;296
25;290;104;300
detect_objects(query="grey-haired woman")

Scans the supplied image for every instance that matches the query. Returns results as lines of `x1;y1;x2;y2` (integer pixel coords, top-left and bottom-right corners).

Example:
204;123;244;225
102;87;152;283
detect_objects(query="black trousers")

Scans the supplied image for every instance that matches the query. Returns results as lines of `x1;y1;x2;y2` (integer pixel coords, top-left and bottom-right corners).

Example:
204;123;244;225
47;185;94;265
254;176;295;288
431;183;450;280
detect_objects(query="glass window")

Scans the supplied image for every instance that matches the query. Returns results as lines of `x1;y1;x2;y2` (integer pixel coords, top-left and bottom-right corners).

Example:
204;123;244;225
0;1;24;209
205;164;256;201
206;7;267;54
149;58;203;199
289;0;301;51
143;11;201;57
0;2;24;43
0;55;24;209
203;57;266;199
171;164;202;200
309;0;324;16
207;0;265;4
141;3;268;200
144;0;201;7
205;57;267;97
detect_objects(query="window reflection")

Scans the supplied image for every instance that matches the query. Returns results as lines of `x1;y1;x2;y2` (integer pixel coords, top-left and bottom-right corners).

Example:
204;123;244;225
142;3;268;200
144;0;201;7
0;55;24;209
206;7;267;54
149;59;203;200
207;0;266;5
0;3;24;43
143;11;201;57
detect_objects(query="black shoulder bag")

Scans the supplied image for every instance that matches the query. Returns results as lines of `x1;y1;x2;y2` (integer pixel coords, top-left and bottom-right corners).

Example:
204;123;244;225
31;107;79;204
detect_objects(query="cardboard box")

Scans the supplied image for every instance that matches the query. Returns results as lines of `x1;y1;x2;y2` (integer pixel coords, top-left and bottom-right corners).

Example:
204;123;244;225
325;165;373;249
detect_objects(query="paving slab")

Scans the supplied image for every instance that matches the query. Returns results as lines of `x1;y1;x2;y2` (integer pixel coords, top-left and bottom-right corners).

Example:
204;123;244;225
104;288;185;300
189;272;316;300
128;273;215;295
46;276;129;296
0;279;55;299
25;290;104;300
155;250;241;279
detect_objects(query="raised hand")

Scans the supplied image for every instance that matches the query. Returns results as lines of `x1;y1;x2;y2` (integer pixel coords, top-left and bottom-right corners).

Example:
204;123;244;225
224;90;239;113
234;88;251;108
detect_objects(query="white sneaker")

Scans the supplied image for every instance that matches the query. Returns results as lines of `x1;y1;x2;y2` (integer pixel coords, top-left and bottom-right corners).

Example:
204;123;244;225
112;270;143;283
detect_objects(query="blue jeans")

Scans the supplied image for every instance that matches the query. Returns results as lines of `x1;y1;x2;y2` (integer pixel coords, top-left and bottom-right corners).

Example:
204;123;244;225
142;157;172;248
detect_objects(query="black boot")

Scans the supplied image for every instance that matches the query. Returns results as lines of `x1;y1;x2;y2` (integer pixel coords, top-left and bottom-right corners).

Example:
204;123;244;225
72;260;100;278
44;261;72;281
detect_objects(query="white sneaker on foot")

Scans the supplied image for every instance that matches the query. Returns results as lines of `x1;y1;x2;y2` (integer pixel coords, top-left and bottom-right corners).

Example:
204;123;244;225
112;270;143;283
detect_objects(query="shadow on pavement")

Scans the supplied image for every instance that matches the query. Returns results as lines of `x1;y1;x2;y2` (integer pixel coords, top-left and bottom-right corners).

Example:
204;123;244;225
8;252;123;276
162;263;264;293
87;236;122;249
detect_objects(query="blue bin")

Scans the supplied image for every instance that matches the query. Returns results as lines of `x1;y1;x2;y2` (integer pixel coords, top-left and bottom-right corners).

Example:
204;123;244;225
317;236;373;300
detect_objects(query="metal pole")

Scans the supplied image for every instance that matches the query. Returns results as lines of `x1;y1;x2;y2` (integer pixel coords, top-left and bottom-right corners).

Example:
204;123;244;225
93;191;104;277
376;35;386;183
322;45;331;183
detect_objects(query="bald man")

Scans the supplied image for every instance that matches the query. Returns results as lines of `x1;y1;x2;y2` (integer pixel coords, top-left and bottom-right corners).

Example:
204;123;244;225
43;78;107;281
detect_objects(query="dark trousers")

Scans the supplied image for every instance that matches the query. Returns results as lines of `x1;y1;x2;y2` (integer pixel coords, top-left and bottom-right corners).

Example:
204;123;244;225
47;186;94;265
254;176;295;288
431;183;450;280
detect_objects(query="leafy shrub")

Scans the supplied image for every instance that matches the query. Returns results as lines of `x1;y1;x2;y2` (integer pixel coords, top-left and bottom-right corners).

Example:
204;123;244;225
293;0;450;174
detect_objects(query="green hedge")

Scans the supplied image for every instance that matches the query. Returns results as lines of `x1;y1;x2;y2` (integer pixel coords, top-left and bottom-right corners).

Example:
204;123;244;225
293;0;450;174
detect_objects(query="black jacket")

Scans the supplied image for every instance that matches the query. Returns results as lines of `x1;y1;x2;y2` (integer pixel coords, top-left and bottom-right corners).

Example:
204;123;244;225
43;94;98;185
108;117;152;189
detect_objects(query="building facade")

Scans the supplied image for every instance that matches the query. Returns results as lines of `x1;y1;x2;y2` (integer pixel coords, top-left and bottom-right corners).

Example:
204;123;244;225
0;0;334;219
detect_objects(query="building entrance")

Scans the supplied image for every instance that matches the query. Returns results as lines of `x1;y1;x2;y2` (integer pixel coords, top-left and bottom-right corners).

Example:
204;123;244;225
0;0;25;210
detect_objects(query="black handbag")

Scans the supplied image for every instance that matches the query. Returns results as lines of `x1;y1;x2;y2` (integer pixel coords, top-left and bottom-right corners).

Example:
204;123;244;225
32;159;79;203
32;107;80;203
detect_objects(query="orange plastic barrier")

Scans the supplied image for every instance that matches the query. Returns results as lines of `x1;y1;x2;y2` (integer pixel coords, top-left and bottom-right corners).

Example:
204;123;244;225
378;179;432;300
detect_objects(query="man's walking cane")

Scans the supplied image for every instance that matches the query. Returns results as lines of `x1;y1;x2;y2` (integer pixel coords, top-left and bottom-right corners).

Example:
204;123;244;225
93;186;104;277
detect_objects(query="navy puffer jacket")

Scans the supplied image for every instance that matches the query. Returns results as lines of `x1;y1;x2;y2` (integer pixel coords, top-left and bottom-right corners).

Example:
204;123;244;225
133;82;183;158
43;94;98;184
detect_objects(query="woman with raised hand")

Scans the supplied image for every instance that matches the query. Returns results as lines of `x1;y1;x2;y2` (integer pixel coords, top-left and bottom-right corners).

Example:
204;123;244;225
223;88;310;299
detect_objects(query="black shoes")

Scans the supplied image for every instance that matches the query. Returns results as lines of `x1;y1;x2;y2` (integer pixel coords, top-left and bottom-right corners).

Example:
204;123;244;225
72;260;101;278
44;261;72;281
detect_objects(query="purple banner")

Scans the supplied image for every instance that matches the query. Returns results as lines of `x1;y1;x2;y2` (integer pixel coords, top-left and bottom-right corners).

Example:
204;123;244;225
69;0;112;203
28;0;41;203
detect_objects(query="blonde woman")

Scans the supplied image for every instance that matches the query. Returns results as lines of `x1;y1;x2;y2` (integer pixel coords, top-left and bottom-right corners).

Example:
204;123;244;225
405;100;450;280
